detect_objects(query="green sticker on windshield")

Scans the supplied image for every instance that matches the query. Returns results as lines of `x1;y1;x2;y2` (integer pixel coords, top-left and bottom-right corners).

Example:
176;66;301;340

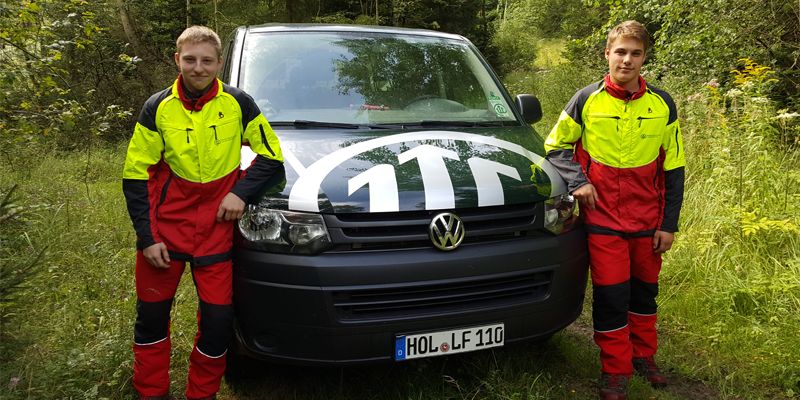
488;92;510;117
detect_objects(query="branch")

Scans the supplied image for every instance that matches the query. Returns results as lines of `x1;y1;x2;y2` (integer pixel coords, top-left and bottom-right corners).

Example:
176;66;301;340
0;37;38;60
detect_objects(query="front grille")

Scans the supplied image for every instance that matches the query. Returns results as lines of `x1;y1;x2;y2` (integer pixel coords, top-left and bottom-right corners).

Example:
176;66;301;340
332;270;552;321
324;203;545;251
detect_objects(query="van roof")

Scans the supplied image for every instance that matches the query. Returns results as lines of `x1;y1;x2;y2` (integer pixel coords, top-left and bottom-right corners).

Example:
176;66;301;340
244;23;467;41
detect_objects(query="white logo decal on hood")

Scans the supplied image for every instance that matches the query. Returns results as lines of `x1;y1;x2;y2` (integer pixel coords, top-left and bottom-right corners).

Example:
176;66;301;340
288;131;564;212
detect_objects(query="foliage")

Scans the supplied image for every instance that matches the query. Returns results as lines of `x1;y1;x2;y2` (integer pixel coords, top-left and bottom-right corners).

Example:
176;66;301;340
0;0;138;165
490;2;539;73
565;0;800;108
659;71;800;396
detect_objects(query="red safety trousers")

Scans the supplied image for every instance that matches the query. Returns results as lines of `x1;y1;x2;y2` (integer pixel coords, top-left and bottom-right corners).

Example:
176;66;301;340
132;170;238;399
589;233;661;376
132;255;232;398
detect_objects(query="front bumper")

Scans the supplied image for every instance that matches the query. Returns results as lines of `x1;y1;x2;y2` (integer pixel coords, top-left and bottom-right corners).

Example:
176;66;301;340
232;227;588;365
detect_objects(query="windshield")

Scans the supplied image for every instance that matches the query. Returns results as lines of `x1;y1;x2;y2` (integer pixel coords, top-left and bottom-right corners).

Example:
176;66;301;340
239;31;518;126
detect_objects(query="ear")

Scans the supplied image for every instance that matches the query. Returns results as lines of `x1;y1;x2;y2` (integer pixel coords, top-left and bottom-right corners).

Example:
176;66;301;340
174;52;180;67
604;47;610;60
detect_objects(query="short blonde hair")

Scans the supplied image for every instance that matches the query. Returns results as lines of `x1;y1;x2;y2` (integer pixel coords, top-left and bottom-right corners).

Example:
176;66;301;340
606;20;650;53
176;25;222;58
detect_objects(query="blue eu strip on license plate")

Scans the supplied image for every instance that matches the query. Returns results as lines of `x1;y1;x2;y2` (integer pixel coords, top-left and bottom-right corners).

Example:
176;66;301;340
395;323;504;361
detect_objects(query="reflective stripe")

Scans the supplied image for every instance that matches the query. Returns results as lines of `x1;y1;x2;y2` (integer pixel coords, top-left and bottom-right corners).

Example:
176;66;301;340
628;311;656;317
196;347;227;359
134;336;168;346
594;324;628;334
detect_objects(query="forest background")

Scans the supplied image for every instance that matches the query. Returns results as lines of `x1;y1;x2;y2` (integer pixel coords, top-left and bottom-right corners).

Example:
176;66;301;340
1;0;799;399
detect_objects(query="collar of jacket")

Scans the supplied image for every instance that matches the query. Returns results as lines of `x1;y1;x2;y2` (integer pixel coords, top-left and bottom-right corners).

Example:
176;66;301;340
603;74;647;102
175;75;220;111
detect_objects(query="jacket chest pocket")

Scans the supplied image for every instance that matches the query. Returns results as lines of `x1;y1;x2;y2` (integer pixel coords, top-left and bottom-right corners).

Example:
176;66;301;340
584;113;622;158
160;123;197;156
636;115;667;137
208;117;240;145
586;113;621;134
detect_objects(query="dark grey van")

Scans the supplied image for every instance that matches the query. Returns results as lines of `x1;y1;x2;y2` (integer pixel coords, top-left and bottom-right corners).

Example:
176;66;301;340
223;24;588;366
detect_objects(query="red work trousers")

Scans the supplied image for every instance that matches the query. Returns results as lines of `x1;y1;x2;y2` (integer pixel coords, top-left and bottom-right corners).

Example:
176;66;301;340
589;233;661;375
132;252;233;398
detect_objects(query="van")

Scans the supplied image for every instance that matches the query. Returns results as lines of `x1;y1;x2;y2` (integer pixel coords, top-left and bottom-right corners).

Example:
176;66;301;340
222;24;588;368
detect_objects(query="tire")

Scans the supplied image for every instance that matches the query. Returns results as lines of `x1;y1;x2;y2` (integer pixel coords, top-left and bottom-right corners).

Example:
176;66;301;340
224;340;263;385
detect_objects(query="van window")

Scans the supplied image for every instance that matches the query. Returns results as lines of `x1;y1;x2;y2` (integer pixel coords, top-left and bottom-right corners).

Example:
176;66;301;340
240;32;516;125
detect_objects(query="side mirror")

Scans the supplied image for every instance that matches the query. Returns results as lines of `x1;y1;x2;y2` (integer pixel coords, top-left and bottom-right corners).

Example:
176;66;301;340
515;94;542;124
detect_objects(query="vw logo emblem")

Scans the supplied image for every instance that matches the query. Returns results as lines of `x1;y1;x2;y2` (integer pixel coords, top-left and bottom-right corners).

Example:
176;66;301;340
429;213;465;251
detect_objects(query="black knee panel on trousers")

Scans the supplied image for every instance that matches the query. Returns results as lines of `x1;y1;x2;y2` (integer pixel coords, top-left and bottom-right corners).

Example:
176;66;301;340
134;299;172;344
592;281;630;331
197;301;234;357
629;277;658;315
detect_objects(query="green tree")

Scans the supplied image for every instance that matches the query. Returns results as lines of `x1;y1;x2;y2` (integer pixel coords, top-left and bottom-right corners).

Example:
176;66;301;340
566;0;800;107
0;0;136;163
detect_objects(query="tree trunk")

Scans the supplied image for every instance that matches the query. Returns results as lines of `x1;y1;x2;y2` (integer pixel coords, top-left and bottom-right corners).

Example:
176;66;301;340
213;0;218;32
186;0;191;28
113;0;145;59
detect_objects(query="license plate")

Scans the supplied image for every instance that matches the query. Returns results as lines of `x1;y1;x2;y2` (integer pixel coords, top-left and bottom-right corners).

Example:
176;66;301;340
394;323;504;361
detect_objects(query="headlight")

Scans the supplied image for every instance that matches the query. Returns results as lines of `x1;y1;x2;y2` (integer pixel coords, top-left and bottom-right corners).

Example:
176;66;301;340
239;206;332;254
543;194;577;234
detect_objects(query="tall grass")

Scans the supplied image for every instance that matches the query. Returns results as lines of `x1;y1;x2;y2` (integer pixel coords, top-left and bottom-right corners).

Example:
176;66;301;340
0;145;201;398
658;73;800;397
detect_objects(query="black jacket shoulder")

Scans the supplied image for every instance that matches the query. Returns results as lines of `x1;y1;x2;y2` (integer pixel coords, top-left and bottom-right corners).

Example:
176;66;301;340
564;80;603;126
647;85;678;125
137;86;172;132
222;83;260;127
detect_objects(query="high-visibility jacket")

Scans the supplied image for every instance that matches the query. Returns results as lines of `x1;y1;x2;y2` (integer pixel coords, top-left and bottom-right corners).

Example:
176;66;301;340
123;78;284;258
544;78;685;234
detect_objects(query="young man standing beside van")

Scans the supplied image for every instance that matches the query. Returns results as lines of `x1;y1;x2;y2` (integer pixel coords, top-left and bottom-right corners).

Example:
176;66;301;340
544;20;685;400
122;26;283;400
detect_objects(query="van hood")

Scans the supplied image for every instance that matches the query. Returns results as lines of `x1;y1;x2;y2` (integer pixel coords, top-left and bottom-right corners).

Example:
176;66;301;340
245;127;566;213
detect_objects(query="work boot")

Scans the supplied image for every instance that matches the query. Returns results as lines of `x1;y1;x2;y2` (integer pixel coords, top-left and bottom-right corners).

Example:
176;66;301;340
633;356;668;388
599;373;629;400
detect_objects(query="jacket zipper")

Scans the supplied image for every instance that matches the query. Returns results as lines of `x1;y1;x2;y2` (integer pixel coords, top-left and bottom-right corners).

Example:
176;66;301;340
211;125;218;144
158;173;174;207
259;124;276;156
637;116;658;128
585;157;591;177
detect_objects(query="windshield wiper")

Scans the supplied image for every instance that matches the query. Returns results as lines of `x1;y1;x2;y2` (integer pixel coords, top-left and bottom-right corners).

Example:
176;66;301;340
269;120;395;129
406;120;511;128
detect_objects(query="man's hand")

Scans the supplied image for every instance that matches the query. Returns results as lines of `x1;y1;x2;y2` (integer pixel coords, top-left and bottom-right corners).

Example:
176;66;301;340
143;242;171;269
216;192;246;222
572;183;598;210
652;230;675;253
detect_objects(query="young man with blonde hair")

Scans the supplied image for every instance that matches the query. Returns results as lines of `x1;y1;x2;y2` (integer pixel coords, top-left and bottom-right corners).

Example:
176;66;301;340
545;20;685;399
123;25;284;400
